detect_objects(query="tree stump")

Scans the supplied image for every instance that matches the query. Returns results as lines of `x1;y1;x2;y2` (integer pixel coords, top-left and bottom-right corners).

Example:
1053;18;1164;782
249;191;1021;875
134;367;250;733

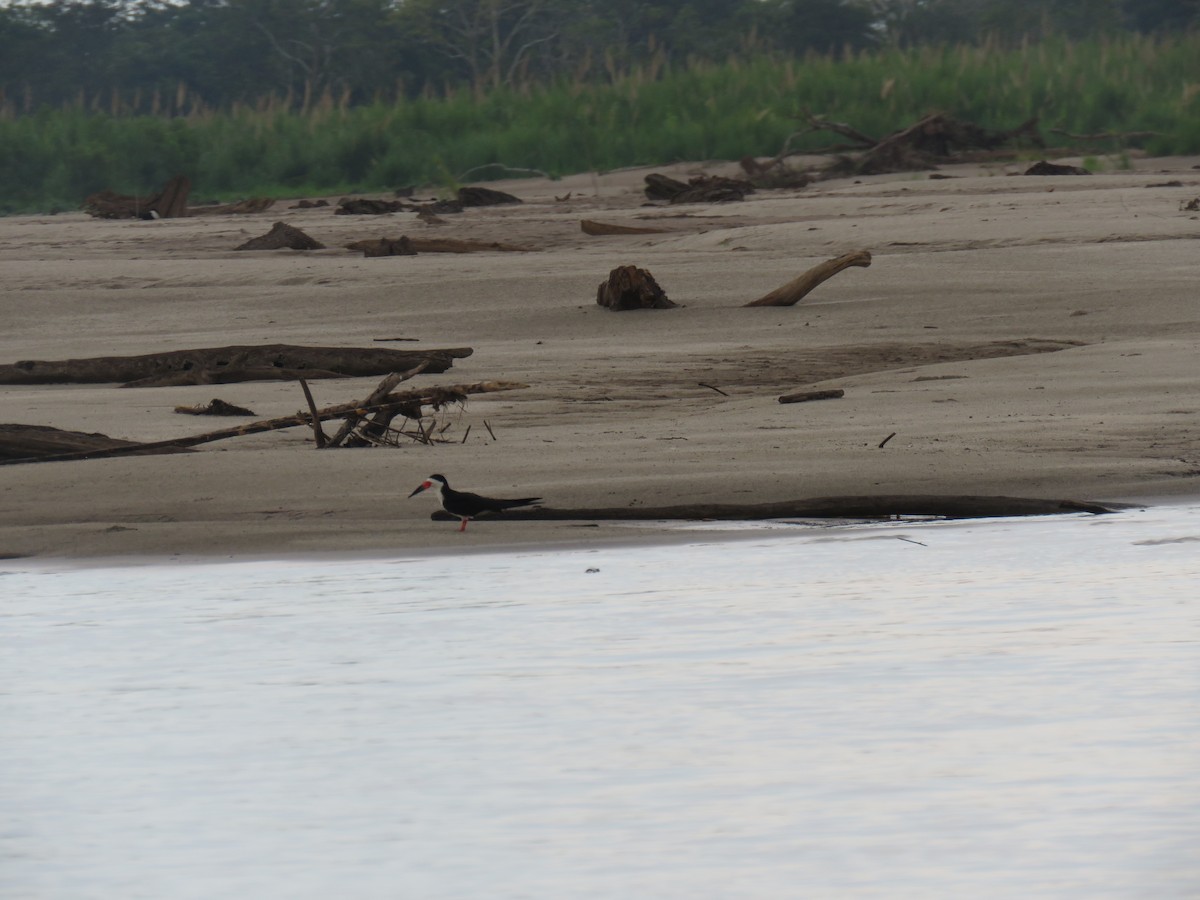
596;266;677;311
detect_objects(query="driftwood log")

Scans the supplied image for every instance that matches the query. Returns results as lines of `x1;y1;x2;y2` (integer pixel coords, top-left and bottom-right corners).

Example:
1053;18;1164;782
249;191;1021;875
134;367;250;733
778;389;844;404
346;236;418;257
457;186;522;206
581;219;668;236
346;237;531;256
0;344;472;388
596;265;677;310
236;222;325;251
1024;161;1091;176
337;198;408;215
786;112;1045;178
432;495;1116;522
644;173;754;204
174;399;257;416
189;197;274;216
0;423;193;461
83;174;192;219
745;250;872;307
738;156;811;189
0;379;528;465
82;176;273;219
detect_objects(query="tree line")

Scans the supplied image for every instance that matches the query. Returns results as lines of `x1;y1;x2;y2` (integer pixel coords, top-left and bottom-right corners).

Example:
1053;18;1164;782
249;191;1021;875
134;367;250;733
1;0;1195;112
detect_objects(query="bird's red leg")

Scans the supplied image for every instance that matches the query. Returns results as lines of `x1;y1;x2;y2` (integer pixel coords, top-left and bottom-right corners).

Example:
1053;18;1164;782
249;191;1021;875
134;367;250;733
459;518;469;532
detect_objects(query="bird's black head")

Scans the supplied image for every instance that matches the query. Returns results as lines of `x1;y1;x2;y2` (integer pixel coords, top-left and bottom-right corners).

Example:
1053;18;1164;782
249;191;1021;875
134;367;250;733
408;473;448;498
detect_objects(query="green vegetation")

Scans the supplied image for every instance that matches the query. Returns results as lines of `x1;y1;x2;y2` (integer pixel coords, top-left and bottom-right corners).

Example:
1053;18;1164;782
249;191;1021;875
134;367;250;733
1;31;1197;213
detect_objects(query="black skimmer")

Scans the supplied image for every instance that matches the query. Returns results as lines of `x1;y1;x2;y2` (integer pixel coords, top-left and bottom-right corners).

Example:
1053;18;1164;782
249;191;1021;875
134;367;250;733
408;474;541;532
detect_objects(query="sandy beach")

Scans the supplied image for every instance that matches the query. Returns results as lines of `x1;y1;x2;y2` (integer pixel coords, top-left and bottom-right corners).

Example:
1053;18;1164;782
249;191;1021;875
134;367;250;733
1;155;1197;560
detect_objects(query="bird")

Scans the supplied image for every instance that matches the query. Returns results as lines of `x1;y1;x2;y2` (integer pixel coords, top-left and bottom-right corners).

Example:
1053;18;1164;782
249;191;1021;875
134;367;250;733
408;474;541;532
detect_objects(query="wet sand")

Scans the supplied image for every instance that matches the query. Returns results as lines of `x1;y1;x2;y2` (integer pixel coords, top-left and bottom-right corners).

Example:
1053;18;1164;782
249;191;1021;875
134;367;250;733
1;155;1198;559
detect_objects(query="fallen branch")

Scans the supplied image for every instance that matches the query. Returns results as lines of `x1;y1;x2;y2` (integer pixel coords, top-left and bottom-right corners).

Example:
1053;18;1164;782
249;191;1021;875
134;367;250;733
325;362;430;448
298;379;327;448
745;250;872;307
0;380;529;466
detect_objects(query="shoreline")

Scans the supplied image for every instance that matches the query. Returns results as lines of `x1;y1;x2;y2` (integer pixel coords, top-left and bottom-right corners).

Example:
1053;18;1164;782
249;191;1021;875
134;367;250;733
2;155;1199;562
6;492;1198;571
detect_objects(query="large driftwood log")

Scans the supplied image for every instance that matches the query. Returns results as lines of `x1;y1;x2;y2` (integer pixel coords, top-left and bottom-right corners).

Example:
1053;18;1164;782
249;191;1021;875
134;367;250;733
432;495;1116;522
745;250;872;307
0;345;472;387
0;380;529;466
83;174;192;219
236;222;325;250
0;424;192;461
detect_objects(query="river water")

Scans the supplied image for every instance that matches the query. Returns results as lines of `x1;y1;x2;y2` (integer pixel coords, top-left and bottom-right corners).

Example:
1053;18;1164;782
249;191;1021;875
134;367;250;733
3;506;1199;898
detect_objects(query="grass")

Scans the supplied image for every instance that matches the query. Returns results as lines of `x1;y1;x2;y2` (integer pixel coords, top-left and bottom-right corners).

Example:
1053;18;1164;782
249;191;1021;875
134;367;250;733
1;31;1197;213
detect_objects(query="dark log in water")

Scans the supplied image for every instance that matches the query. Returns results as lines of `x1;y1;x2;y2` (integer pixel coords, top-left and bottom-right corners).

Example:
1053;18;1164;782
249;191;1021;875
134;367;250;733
433;495;1118;522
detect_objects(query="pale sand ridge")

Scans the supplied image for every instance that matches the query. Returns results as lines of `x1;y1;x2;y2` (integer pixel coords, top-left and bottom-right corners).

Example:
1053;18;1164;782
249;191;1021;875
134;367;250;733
1;155;1197;558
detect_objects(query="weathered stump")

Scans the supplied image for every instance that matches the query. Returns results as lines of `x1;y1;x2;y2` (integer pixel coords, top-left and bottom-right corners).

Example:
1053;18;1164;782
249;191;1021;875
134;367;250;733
596;266;677;311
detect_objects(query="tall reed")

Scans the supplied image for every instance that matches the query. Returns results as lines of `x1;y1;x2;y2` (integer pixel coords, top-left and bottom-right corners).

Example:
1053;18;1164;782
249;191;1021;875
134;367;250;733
1;32;1196;213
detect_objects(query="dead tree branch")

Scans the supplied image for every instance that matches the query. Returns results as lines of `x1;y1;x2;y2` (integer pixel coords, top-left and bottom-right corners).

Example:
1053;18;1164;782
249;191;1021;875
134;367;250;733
745;250;872;307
